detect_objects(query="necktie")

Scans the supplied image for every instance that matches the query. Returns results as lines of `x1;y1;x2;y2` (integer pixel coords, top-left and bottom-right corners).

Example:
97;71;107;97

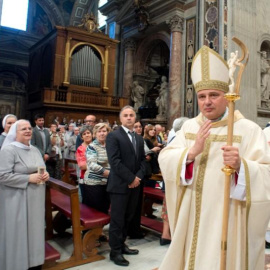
128;131;136;153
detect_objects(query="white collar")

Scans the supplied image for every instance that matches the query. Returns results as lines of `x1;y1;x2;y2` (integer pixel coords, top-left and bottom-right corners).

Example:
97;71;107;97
121;125;134;134
36;126;44;131
11;141;31;150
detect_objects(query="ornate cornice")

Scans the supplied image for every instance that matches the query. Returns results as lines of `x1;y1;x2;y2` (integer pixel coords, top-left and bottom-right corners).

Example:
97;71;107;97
124;39;136;51
168;15;184;33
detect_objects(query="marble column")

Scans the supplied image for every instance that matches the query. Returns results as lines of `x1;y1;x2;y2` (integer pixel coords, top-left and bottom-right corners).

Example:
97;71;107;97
123;39;136;99
167;15;184;128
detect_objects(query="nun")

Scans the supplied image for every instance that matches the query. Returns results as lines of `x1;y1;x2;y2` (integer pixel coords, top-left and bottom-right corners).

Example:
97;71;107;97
0;120;49;270
0;114;17;149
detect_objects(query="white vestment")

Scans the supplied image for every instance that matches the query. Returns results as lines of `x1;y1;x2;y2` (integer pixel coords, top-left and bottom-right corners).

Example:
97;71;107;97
158;110;270;270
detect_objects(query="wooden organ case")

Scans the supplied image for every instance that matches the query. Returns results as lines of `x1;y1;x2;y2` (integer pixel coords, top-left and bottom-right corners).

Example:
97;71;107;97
28;22;127;125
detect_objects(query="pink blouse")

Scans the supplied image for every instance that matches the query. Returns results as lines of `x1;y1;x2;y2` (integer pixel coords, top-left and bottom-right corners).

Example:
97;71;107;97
76;144;87;179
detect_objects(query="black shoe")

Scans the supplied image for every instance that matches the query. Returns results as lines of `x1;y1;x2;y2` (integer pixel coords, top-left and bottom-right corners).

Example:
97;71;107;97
266;241;270;249
146;214;157;219
99;235;108;242
122;245;139;255
160;238;171;246
129;232;145;239
110;252;129;266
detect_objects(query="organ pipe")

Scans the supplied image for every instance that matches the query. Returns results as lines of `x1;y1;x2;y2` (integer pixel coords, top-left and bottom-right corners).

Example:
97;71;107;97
70;45;102;88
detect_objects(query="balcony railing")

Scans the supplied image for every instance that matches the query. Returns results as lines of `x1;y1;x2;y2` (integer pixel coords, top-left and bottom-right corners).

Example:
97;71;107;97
43;88;128;110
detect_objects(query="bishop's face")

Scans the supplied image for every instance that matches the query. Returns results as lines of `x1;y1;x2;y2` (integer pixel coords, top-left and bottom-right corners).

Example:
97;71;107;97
197;89;228;121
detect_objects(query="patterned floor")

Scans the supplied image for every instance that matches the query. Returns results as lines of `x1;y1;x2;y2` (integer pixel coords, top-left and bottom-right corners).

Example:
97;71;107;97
49;204;270;269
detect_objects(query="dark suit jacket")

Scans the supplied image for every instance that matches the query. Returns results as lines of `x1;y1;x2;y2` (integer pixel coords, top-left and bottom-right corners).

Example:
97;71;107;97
106;126;146;194
157;134;163;144
31;126;51;157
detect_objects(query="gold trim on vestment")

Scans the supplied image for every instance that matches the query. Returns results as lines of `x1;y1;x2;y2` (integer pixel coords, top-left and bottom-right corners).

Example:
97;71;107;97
176;148;189;187
185;133;242;144
173;148;189;230
185;133;242;270
242;159;251;270
196;110;245;128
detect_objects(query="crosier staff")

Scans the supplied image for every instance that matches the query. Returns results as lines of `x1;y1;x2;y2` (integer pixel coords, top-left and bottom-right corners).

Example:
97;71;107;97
220;37;249;270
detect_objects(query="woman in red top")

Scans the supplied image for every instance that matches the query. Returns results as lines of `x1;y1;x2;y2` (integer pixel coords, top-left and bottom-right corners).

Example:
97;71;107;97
76;126;93;202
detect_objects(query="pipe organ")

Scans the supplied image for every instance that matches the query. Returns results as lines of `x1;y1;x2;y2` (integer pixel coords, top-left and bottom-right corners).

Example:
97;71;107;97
28;22;126;126
29;24;119;96
70;45;102;88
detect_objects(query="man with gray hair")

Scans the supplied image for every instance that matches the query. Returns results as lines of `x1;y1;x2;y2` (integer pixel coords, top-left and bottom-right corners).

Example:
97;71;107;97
167;117;189;144
106;105;146;267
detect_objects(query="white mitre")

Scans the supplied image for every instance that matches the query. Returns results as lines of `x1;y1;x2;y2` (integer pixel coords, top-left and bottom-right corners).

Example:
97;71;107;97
191;46;229;93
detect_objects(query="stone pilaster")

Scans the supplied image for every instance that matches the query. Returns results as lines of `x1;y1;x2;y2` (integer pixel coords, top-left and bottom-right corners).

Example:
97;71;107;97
167;15;184;128
123;39;136;98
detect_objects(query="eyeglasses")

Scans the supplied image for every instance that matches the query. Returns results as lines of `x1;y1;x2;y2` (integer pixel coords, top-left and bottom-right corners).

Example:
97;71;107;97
18;127;32;131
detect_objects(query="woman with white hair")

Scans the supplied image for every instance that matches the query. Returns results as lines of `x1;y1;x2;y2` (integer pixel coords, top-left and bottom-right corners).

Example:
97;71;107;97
0;114;17;149
0;120;49;270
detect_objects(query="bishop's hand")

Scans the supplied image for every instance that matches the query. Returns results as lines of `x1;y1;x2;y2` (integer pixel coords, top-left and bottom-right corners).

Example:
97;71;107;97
187;120;212;161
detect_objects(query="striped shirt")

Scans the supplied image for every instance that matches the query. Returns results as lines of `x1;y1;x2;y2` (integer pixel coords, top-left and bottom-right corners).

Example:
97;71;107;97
83;139;110;185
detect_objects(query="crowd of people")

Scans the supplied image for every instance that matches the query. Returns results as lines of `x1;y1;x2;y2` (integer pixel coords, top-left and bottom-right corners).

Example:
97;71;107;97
0;110;170;269
2;45;270;270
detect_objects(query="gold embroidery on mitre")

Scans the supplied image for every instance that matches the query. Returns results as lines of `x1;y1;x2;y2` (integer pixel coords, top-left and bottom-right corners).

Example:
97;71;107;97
194;80;229;93
191;45;229;93
201;46;210;81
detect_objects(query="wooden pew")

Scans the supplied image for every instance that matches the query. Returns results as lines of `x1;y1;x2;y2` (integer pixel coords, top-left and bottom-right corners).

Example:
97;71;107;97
44;177;110;270
62;158;78;185
141;186;164;233
141;173;165;234
43;242;61;268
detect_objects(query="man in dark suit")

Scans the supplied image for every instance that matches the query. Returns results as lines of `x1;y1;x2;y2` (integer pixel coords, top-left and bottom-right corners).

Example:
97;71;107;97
31;114;51;162
106;105;146;267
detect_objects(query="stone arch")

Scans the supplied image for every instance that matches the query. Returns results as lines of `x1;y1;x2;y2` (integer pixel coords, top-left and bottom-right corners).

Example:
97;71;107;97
69;43;104;63
0;67;28;85
134;31;170;75
36;0;64;26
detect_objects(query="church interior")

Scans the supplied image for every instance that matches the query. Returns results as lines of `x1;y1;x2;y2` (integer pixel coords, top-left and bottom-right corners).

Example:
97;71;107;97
2;0;270;269
1;0;270;128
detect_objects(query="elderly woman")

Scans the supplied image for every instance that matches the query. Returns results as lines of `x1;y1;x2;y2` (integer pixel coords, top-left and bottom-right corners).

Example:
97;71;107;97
83;123;111;214
0;114;17;149
76;126;93;201
0;120;49;270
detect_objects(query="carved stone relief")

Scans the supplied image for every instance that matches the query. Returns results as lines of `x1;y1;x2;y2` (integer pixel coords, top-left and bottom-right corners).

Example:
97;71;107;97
168;15;184;32
260;50;270;108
